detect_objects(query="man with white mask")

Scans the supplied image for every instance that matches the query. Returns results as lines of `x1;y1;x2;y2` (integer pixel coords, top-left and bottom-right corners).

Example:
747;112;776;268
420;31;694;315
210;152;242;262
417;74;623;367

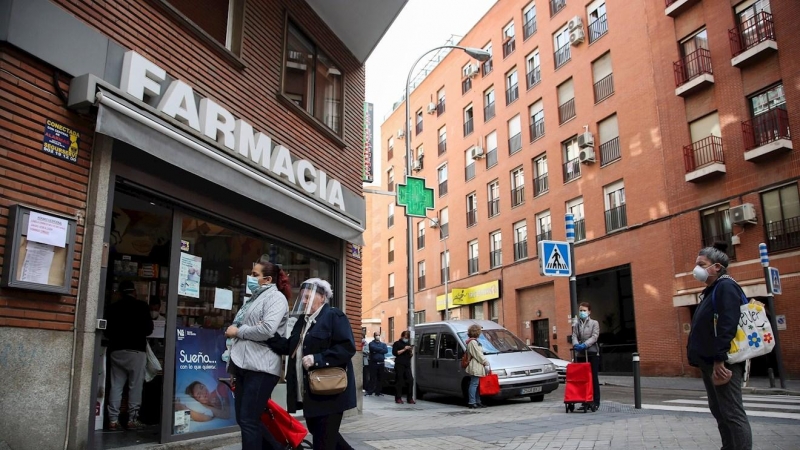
367;332;388;396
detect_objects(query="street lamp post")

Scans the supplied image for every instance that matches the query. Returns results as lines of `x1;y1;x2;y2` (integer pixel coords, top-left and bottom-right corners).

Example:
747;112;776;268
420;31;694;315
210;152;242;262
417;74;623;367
429;218;449;320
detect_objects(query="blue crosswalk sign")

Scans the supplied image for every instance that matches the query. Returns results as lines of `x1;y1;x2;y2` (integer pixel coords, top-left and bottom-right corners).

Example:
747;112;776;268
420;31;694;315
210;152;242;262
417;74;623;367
539;240;571;276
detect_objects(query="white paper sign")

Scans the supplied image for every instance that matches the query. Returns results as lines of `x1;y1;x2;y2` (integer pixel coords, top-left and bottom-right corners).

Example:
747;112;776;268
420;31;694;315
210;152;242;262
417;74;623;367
214;288;233;310
20;242;55;284
178;252;202;298
27;211;68;247
149;319;166;338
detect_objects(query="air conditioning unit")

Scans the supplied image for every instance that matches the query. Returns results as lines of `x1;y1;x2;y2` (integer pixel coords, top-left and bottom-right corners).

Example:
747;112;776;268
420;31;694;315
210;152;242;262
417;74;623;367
397;128;405;138
731;203;757;225
579;148;596;163
426;102;437;114
577;132;594;148
464;64;480;78
470;146;485;159
412;159;422;172
570;28;585;46
568;16;583;31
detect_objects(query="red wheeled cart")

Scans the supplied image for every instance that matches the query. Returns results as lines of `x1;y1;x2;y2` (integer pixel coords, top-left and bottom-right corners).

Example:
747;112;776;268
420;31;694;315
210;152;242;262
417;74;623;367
564;352;596;413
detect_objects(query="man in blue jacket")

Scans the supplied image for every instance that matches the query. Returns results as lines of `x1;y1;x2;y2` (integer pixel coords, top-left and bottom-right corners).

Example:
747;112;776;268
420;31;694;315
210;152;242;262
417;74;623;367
367;332;388;396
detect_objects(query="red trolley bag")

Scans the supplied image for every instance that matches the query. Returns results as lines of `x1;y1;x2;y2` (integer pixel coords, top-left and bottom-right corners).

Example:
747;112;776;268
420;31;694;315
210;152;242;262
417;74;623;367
563;351;595;413
261;399;312;450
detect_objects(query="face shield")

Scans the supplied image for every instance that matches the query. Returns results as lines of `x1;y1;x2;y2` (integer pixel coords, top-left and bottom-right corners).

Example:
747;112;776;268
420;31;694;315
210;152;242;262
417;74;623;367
290;278;332;317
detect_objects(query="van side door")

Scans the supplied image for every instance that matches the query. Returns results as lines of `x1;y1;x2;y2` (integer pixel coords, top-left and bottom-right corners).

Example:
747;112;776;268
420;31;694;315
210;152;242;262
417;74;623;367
415;332;438;392
435;332;462;395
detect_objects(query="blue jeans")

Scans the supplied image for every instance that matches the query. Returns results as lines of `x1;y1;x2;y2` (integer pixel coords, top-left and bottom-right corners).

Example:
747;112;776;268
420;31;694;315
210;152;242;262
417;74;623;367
468;376;480;405
233;368;281;450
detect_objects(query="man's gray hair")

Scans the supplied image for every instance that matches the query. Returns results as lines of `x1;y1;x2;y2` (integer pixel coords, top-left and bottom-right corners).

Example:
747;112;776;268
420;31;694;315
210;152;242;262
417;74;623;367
302;278;333;300
698;242;730;273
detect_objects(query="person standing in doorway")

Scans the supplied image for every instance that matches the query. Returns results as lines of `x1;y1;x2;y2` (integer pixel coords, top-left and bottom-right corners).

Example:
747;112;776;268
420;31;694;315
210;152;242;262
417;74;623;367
392;331;416;404
572;302;600;409
105;280;154;430
367;332;388;396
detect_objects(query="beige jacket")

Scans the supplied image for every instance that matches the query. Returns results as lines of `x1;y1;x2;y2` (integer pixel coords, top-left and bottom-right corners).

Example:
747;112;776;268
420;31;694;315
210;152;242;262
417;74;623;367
465;338;488;377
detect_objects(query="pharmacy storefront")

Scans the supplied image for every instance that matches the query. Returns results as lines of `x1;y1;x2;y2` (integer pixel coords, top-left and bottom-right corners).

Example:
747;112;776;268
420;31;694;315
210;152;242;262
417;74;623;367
436;280;501;321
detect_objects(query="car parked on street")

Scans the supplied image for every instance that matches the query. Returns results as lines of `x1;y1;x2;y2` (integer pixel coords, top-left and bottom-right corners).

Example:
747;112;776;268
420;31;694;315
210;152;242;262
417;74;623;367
530;346;569;383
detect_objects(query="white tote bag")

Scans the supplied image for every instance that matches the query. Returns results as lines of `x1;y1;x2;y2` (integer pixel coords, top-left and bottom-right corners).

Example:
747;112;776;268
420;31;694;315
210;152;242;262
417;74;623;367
145;342;162;382
712;284;775;364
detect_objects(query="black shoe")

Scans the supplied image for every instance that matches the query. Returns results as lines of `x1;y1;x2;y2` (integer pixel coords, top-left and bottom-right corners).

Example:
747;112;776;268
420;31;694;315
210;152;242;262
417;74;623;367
476;403;487;408
468;404;477;409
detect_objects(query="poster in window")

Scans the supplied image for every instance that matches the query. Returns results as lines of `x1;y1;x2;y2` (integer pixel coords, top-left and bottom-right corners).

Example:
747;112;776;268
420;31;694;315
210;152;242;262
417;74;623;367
178;253;202;298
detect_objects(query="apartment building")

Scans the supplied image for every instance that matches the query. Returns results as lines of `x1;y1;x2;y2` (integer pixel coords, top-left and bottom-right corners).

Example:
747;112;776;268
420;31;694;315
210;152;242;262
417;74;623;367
363;0;799;379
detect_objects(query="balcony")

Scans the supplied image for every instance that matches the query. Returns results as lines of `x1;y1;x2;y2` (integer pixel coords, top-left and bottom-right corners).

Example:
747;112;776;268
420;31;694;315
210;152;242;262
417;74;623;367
526;66;541;89
574;218;586;242
554;43;571;69
524;17;537;40
484;102;496;122
506;83;519;105
742;107;792;161
441;267;450;284
438;180;448;197
488;198;500;217
418;275;426;290
468;257;479;275
550;0;566;17
684;135;726;182
462;77;472;94
766;216;800;252
388;286;394;299
514;240;528;260
482;59;493;76
436;99;446;116
464;118;474;137
486;147;498;168
534;173;549;196
415;121;423;135
558;98;576;124
503;38;516;58
438;138;447;156
418;234;425;250
530;117;545;142
536;230;552;245
674;48;714;97
439;223;449;239
388;250;394;263
594;73;614;103
490;250;502;268
467;209;477;227
588;14;608;43
563;157;581;183
599;137;621;166
511;186;525;207
605;204;627;233
729;12;777;67
465;162;476;181
388;214;394;228
508;133;522;155
665;0;700;17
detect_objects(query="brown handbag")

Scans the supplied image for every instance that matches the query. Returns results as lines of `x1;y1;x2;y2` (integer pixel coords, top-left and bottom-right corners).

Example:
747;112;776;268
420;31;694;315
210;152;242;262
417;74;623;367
308;367;348;395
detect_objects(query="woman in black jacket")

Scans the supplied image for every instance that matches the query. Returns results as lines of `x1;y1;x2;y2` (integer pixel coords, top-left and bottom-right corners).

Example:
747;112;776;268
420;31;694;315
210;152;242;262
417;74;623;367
267;278;356;450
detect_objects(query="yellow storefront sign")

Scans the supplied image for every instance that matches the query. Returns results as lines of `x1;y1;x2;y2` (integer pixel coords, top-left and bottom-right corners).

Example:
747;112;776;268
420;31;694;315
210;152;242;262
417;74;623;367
436;280;500;311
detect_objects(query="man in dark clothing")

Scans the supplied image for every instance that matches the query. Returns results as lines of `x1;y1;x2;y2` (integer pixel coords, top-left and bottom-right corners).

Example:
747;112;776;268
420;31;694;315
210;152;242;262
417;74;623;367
367;332;388;396
392;330;415;404
105;280;154;430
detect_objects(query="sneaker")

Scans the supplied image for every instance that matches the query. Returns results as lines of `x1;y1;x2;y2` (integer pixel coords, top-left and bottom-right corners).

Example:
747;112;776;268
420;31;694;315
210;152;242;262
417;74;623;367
108;421;120;431
407;399;416;404
395;399;404;404
126;419;146;430
476;403;487;408
468;404;477;409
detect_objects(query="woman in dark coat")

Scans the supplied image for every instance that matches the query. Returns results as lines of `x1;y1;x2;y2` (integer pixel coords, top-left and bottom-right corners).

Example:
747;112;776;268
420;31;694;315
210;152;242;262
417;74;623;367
267;278;356;450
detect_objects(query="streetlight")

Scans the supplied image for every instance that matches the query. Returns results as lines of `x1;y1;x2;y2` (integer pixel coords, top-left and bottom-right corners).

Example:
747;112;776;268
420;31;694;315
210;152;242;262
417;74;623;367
403;45;490;398
428;217;449;320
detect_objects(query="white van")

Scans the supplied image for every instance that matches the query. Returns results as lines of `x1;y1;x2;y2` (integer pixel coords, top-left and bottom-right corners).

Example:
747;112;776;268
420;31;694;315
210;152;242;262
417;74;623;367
414;320;559;402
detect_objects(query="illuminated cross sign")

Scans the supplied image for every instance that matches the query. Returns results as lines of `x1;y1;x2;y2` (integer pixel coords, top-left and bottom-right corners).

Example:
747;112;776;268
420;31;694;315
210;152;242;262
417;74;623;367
396;176;435;218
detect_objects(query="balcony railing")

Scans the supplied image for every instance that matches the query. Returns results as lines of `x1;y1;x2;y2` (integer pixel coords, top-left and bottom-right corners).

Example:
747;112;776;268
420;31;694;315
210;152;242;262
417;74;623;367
536;230;552;244
550;0;566;16
468;257;479;275
464;118;474;136
593;73;614;103
514;240;528;260
462;77;472;94
482;59;493;76
554;43;571;69
574;218;585;242
488;198;500;217
465;162;476;181
388;286;394;299
418;234;425;250
505;83;519;105
486;147;498;168
766;216;800;252
684;135;724;173
503;38;516;58
558;98;576;124
438;138;447;156
508;133;522;155
530;117;545;141
702;232;736;260
484;102;496;122
388;215;394;228
490;250;502;268
588;14;608;43
524;17;537;40
729;12;776;57
526;66;541;89
439;223;449;239
438;180;448;197
415;121;423;135
563;157;581;183
674;48;712;87
742;107;791;151
436;99;446;116
441;267;450;284
387;147;393;161
605;204;627;233
418;275;426;290
599;137;621;166
511;186;525;207
534;173;549;196
467;209;477;227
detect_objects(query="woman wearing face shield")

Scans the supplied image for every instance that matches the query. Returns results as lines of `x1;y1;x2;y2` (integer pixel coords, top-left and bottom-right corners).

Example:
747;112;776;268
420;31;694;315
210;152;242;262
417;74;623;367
223;255;291;450
266;278;356;450
687;242;752;450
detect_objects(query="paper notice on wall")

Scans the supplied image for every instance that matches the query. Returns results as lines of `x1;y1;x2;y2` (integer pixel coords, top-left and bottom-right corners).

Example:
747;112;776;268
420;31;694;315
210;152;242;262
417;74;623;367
27;211;68;247
214;288;233;310
178;252;202;298
149;319;166;339
20;242;56;284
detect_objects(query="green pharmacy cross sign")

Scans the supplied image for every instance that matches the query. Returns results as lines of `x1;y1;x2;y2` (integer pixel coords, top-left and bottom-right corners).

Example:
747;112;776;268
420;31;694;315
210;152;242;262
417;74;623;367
396;176;435;218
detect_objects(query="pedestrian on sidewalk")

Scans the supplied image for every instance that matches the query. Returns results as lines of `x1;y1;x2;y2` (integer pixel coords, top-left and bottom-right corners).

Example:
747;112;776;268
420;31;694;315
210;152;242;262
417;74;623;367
687;242;752;450
362;337;370;395
367;332;388;396
392;331;416;404
465;324;489;409
572;302;600;409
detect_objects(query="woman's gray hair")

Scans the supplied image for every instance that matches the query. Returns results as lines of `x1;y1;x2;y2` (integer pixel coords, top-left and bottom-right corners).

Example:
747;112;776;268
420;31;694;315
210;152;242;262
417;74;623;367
302;278;333;300
699;242;730;273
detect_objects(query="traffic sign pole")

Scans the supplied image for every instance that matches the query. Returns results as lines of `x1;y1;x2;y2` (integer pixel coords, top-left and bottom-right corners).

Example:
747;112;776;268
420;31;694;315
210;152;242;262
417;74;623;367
759;243;786;389
565;214;578;328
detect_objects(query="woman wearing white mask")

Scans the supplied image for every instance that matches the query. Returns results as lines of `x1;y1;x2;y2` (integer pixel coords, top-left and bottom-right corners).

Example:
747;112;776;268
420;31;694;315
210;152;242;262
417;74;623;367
572;302;600;409
687;242;752;450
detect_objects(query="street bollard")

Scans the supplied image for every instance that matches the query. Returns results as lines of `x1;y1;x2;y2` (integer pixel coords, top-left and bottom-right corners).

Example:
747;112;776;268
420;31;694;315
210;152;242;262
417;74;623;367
768;368;775;388
632;352;641;409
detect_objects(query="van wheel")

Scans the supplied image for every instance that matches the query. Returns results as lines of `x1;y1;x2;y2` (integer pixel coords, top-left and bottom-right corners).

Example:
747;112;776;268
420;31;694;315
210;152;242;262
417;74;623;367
530;395;544;402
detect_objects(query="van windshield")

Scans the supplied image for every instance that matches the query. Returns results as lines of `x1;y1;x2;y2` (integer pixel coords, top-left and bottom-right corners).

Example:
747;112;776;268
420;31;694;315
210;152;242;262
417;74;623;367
458;330;531;354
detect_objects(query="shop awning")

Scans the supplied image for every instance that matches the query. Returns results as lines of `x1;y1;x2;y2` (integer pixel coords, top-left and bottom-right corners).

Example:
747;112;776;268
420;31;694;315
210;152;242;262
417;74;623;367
94;92;365;245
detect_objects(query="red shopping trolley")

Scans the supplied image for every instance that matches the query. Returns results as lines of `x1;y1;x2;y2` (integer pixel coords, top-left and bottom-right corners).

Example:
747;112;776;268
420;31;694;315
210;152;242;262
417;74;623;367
563;352;596;413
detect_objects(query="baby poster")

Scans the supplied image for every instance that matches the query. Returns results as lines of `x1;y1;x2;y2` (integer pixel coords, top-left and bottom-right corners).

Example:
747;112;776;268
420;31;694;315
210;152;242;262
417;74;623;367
178;253;202;298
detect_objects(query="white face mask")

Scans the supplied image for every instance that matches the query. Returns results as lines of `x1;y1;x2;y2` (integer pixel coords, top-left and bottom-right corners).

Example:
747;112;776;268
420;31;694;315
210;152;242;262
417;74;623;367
150;311;160;319
693;265;710;282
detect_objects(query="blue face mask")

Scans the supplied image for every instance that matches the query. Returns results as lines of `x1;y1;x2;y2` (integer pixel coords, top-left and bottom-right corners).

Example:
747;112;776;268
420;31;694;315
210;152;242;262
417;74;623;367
579;311;589;320
246;276;261;293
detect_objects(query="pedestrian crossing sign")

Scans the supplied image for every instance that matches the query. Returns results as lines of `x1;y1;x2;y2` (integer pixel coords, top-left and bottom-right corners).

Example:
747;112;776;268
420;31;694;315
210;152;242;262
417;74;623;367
539;240;571;277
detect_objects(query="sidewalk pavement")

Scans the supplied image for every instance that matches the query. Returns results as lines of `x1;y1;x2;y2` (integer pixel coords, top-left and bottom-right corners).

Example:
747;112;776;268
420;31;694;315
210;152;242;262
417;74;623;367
600;375;800;395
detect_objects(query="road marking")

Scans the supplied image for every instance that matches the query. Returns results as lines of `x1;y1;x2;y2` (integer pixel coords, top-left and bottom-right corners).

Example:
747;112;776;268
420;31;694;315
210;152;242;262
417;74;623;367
704;395;800;404
665;400;800;411
641;404;800;420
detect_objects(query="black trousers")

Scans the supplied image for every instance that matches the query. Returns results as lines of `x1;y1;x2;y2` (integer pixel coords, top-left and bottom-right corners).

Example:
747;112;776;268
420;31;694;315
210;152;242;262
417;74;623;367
367;362;383;394
394;363;413;401
306;412;353;450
